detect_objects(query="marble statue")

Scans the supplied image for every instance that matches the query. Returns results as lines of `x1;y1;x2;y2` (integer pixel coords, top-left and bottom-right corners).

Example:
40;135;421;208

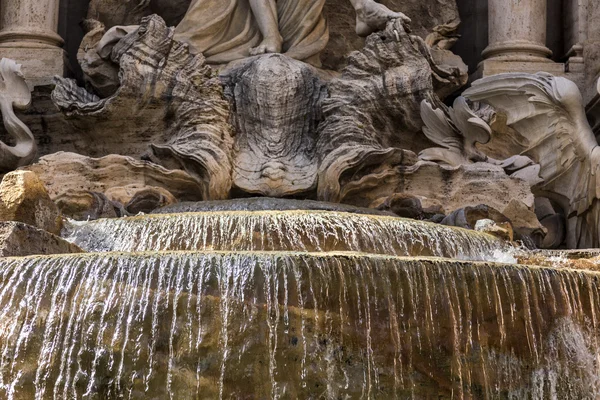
0;59;36;172
174;0;410;65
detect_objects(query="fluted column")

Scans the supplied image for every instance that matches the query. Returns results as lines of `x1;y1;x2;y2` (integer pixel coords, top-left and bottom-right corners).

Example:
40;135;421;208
0;0;67;85
476;0;564;77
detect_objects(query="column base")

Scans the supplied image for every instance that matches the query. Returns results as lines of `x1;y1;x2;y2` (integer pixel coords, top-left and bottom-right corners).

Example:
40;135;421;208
0;45;67;87
473;59;566;79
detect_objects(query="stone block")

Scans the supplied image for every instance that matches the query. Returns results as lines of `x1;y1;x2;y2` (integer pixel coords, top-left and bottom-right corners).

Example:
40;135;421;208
0;46;67;87
0;221;82;257
0;170;62;235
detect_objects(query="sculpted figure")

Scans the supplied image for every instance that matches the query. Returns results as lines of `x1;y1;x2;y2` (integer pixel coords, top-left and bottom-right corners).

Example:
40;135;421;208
174;0;409;65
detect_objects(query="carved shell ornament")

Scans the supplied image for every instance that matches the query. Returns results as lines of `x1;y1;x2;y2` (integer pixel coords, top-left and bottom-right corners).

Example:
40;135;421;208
0;58;36;172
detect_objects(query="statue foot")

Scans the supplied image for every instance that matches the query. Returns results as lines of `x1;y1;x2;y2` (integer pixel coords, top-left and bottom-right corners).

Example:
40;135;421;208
250;35;283;56
355;0;411;37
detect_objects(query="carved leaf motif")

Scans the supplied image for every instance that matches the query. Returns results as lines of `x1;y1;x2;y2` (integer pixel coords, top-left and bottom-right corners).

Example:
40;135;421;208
419;96;491;166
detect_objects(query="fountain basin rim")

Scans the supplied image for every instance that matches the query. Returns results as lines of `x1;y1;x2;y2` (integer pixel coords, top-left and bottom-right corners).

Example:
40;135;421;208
67;209;503;242
2;250;597;276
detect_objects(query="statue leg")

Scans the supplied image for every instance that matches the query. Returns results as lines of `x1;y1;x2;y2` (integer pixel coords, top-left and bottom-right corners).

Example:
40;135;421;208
249;0;283;55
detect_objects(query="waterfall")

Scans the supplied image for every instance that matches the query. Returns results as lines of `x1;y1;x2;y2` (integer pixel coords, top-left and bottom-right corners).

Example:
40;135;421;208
64;211;505;260
0;251;598;399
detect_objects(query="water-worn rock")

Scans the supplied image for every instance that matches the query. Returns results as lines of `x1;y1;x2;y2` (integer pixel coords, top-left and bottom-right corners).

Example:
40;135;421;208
0;221;82;257
22;152;204;219
475;218;514;242
52;16;234;200
55;191;127;221
0;171;61;234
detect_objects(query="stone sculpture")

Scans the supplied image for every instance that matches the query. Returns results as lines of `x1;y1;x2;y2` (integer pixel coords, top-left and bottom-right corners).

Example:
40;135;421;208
462;73;600;249
174;0;409;66
0;59;36;171
414;72;600;248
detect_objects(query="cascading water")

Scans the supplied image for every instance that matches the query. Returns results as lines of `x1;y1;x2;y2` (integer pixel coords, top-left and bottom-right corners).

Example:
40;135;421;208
0;205;598;399
63;210;505;260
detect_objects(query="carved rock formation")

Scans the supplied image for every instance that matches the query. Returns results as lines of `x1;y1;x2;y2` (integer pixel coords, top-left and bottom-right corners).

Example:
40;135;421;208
317;19;469;202
221;55;326;196
52;16;234;200
345;162;536;221
0;170;62;235
22;152;204;219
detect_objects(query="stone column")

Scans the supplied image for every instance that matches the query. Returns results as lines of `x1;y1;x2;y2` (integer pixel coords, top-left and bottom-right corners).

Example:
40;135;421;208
477;0;564;77
0;0;67;86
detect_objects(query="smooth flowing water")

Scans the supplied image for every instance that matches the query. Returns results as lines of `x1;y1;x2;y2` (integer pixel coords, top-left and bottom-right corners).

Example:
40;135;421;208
64;211;505;260
0;252;598;399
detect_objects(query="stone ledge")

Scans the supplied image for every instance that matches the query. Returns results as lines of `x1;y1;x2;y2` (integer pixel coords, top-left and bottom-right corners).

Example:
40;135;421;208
0;221;83;257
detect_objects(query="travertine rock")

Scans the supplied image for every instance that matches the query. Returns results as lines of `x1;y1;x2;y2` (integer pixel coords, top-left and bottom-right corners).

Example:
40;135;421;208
0;221;82;257
77;20;120;98
345;162;535;217
55;191;126;221
124;188;177;214
317;19;462;202
22;152;204;219
52;16;234;199
222;55;326;196
371;193;424;219
0;170;61;234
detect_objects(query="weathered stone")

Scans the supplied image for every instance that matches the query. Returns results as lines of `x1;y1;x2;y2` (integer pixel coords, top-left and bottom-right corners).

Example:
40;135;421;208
501;198;546;241
125;188;177;214
22;152;204;219
0;170;61;234
221;55;325;196
475;218;513;242
55;191;126;221
371;193;424;219
0;221;82;257
77;20;120;98
52;16;234;200
336;161;535;217
316;19;462;202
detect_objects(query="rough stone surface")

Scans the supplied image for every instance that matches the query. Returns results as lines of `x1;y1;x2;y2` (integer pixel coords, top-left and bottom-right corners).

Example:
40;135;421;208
316;19;463;202
22;152;204;220
0;221;82;257
0;170;62;234
222;55;326;197
338;161;535;217
52;16;234;200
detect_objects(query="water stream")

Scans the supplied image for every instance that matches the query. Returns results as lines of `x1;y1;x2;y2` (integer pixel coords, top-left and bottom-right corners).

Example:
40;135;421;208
0;208;598;399
64;211;505;260
0;252;597;399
